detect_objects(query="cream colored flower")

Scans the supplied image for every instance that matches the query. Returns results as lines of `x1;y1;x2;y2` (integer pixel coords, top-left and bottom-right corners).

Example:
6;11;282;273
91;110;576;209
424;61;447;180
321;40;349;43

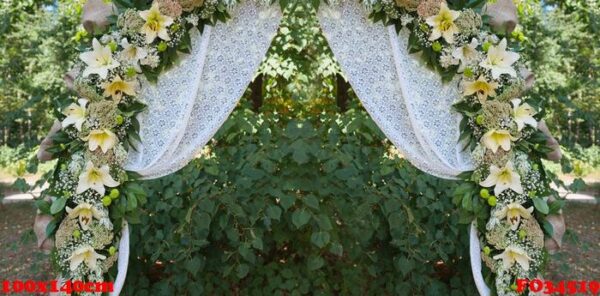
66;203;103;230
452;38;480;72
139;3;174;44
479;38;520;79
84;129;117;153
425;3;460;44
68;246;106;271
494;202;534;230
119;38;147;72
463;76;499;101
80;39;120;79
511;99;537;131
493;246;532;271
480;162;524;195
482;129;517;153
101;75;137;101
76;161;119;196
62;99;88;131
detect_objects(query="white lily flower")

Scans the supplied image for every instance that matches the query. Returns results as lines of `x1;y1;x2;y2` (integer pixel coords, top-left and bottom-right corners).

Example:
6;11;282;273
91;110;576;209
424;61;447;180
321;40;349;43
426;3;460;44
101;75;137;101
493;246;532;271
479;38;520;79
494;202;534;230
76;161;119;196
68;246;106;271
463;76;499;101
480;161;524;195
482;129;517;153
511;99;538;131
452;38;480;72
66;203;103;230
80;38;120;79
84;129;117;153
120;38;147;72
139;3;173;44
62;99;88;131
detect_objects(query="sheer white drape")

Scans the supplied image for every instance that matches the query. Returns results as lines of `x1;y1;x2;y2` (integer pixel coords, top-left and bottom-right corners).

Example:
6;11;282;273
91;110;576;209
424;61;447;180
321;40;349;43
318;1;474;180
124;0;282;179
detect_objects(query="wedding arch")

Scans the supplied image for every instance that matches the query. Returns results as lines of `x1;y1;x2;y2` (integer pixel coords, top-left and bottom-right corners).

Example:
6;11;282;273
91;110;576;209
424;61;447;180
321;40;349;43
39;1;561;295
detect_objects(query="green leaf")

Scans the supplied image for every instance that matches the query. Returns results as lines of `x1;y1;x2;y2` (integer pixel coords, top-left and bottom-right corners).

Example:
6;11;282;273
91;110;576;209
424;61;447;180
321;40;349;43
310;231;330;248
307;256;324;271
329;243;343;257
302;194;319;210
184;257;203;274
50;197;67;215
266;205;282;220
35;199;51;215
397;257;415;276
279;194;296;210
532;197;549;215
236;264;250;279
291;209;311;229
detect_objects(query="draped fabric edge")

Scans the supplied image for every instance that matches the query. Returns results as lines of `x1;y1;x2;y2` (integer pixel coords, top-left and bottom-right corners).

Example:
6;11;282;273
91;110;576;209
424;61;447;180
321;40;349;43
470;221;492;296
386;26;464;179
111;222;129;296
133;26;213;176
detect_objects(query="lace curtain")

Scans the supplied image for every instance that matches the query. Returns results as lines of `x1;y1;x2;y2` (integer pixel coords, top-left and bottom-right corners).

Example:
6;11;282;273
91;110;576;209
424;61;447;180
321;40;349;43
318;1;474;180
124;0;282;179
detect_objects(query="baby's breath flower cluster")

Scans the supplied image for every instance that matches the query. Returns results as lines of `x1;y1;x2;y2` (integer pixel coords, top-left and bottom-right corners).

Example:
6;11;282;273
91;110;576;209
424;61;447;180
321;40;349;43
47;0;240;286
367;1;555;294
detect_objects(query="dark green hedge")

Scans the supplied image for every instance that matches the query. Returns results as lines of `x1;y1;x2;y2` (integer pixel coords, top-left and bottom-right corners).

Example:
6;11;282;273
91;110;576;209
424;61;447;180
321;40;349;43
123;105;477;295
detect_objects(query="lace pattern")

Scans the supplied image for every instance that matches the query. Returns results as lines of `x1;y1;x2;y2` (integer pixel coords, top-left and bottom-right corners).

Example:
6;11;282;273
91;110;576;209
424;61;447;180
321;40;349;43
318;1;474;179
125;1;282;179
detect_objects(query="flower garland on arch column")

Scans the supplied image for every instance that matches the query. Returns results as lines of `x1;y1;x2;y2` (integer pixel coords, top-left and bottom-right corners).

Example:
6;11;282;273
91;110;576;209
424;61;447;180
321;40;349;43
37;0;281;289
363;0;563;295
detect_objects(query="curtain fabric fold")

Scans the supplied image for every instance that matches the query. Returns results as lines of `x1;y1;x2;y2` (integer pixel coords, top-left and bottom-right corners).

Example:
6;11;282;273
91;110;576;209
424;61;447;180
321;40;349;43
317;1;474;180
124;1;282;180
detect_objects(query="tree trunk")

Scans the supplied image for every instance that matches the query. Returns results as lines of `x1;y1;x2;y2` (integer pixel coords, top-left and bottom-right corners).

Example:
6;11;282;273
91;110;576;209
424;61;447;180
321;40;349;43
249;74;263;112
336;74;350;112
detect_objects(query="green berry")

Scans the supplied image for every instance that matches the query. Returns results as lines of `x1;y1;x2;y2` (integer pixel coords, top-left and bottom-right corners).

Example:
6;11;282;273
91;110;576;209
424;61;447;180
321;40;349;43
511;283;518;291
482;41;492;52
109;189;120;199
102;196;112;206
109;246;117;256
73;230;81;239
125;67;137;78
116;115;124;125
487;196;497;207
483;246;491;255
463;68;474;78
479;188;490;199
475;114;485;125
532;164;539;171
518;229;527;240
157;41;168;52
432;41;442;52
108;41;118;52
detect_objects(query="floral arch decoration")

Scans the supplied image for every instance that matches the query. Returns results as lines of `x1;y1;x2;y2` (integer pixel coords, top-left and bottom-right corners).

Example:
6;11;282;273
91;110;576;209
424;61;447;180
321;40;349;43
38;0;561;295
